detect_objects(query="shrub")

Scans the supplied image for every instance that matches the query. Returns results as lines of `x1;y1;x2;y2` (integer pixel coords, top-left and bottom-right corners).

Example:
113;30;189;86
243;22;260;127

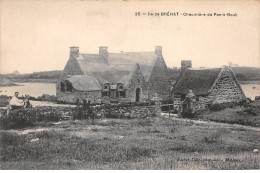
181;108;195;118
0;95;10;107
36;94;57;102
0;107;62;130
72;107;87;120
71;106;97;120
208;102;243;112
0;109;36;129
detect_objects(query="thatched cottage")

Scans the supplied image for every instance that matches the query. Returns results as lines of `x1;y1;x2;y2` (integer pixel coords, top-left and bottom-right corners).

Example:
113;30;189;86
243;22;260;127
56;46;171;103
172;62;246;108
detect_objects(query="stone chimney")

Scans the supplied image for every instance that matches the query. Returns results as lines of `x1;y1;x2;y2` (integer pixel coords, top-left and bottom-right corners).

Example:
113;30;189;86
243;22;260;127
70;46;79;58
181;60;192;74
155;46;162;55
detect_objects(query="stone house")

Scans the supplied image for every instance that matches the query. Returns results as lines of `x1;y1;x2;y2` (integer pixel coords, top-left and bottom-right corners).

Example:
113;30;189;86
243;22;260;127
172;62;246;109
56;46;171;103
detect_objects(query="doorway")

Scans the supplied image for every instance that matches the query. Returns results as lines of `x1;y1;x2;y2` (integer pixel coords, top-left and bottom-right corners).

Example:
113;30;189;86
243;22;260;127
136;88;141;102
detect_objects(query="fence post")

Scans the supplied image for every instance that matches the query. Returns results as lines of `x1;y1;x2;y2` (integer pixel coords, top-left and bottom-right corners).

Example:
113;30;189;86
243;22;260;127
168;104;170;117
151;93;162;116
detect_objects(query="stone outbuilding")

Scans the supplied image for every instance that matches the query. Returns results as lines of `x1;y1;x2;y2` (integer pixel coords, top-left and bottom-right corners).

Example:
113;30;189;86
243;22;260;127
56;46;171;103
172;65;246;109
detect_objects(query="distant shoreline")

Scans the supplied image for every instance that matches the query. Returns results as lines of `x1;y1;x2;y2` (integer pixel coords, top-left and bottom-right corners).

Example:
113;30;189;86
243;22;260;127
0;83;23;87
239;81;260;85
0;79;58;86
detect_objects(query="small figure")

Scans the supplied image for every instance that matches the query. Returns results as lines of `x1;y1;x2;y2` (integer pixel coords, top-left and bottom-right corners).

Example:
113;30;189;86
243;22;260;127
23;94;32;108
182;90;196;113
9;92;24;109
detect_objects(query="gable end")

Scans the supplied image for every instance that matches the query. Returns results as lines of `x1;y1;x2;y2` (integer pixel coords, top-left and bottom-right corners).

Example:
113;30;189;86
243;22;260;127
208;67;246;103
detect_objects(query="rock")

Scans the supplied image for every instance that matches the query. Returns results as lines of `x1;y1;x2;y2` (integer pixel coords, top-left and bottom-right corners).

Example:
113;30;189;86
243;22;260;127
253;149;259;153
21;128;47;135
118;136;124;139
52;122;61;125
124;112;131;117
30;138;39;142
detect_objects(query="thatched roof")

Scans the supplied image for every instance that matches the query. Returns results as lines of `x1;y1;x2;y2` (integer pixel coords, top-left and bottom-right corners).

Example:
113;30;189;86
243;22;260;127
74;51;157;88
66;75;102;91
173;68;223;96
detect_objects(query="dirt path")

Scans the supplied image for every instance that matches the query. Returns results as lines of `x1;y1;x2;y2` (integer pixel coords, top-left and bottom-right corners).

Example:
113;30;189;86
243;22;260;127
161;114;260;132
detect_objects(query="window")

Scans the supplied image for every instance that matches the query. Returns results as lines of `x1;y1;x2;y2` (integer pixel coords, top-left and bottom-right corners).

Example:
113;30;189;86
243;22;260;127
65;81;73;92
119;86;123;90
137;79;140;83
102;84;110;97
60;82;65;92
119;90;125;97
103;84;109;90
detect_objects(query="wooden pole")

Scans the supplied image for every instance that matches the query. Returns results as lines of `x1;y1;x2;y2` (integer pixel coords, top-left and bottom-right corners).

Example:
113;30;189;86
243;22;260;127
168;104;170;117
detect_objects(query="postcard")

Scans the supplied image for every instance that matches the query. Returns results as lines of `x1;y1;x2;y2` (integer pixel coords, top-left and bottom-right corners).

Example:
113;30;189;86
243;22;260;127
0;0;259;170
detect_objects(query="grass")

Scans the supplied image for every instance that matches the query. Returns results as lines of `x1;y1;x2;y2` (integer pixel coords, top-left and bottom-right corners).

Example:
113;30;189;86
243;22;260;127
194;100;260;127
0;117;259;169
196;107;260;127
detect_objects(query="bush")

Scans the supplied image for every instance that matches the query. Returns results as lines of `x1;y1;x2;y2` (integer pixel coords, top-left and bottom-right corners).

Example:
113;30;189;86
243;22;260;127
0;109;36;129
0;107;62;130
72;107;87;120
0;95;10;107
36;94;57;102
181;108;195;118
208;102;243;112
71;106;97;120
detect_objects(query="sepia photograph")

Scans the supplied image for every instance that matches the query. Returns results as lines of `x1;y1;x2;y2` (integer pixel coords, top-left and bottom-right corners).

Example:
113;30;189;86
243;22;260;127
0;0;259;170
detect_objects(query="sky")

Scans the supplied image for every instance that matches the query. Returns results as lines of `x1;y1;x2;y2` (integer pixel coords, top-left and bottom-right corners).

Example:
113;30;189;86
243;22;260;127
0;0;259;74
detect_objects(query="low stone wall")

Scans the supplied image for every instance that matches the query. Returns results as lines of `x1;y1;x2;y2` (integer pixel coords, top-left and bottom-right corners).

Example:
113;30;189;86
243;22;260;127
57;89;102;104
94;105;157;119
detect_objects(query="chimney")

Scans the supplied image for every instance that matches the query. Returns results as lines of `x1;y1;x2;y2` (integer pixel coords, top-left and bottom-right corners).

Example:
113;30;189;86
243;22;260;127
155;46;162;55
70;46;79;58
181;60;192;73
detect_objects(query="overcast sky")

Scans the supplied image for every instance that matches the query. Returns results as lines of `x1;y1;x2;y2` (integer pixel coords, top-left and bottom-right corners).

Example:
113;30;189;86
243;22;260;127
0;0;259;74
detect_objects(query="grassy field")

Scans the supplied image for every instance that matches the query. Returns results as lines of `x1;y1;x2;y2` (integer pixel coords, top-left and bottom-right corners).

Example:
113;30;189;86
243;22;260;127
0;116;259;170
195;100;260;127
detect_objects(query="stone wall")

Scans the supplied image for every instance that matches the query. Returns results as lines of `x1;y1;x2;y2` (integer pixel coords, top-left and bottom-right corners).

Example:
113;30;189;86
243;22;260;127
125;65;149;102
173;94;210;111
208;68;246;103
56;83;101;104
94;105;157;118
195;97;212;110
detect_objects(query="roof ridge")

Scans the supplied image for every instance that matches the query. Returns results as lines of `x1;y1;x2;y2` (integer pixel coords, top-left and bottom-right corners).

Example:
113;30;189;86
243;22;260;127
80;53;100;55
190;67;222;70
